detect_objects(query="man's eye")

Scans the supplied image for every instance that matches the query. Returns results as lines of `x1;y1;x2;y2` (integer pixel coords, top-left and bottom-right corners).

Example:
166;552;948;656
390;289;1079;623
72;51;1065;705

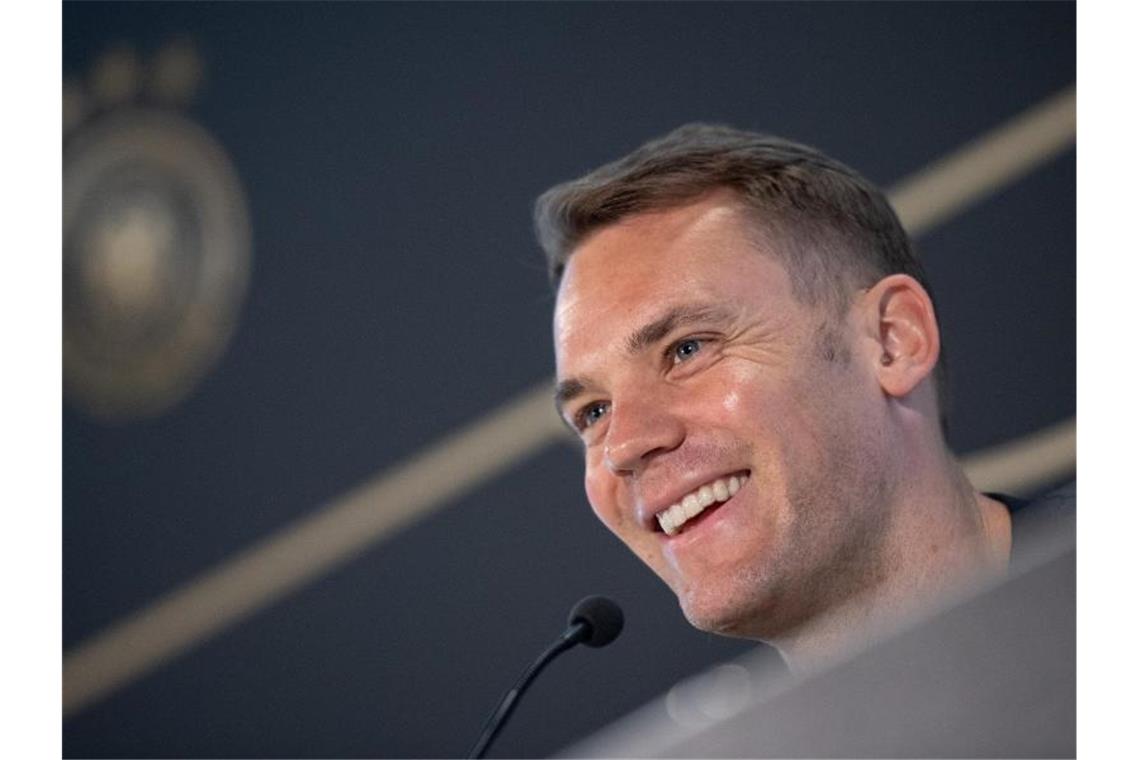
671;338;703;364
577;401;610;430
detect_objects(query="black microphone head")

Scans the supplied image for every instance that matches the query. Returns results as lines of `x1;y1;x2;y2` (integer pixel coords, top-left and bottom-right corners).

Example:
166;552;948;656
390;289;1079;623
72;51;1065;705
568;595;624;648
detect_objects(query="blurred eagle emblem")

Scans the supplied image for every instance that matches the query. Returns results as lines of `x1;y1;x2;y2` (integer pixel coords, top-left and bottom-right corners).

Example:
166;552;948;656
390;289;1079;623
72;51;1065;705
63;40;251;421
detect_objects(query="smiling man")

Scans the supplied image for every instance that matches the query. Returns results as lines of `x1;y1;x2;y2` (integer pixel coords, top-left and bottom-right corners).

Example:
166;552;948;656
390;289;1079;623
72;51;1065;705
536;125;1026;672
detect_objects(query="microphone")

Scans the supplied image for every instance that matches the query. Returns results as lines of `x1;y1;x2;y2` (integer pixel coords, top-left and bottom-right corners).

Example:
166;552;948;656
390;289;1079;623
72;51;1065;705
466;596;624;759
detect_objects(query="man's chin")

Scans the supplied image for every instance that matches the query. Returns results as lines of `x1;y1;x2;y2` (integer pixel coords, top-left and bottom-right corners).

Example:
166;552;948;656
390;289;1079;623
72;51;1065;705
678;592;757;639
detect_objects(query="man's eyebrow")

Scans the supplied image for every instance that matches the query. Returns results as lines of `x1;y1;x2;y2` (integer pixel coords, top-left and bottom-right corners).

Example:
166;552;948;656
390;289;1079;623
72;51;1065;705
554;377;589;421
553;304;733;419
625;303;733;354
555;377;586;408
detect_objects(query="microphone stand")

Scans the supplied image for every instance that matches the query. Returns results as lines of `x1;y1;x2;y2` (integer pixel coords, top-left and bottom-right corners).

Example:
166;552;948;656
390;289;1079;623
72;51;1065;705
467;621;588;759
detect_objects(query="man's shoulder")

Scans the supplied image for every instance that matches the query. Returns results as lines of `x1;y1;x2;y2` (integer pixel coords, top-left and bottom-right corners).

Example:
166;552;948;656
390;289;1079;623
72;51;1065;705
992;480;1076;568
1005;479;1075;517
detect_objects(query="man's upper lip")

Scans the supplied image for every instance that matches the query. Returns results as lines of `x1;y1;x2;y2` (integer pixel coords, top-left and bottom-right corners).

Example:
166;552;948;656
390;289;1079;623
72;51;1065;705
634;469;749;529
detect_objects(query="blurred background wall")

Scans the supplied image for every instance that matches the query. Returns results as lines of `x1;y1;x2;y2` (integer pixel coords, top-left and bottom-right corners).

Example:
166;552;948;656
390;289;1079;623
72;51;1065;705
62;2;1075;757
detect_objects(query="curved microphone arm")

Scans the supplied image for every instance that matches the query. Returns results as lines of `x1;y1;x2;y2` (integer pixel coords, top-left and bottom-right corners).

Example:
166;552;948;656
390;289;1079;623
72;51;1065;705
466;621;588;759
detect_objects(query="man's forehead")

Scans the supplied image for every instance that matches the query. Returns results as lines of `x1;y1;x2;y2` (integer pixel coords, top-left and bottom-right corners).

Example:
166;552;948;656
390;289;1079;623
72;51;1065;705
553;273;700;357
552;193;802;368
571;195;751;269
558;234;777;319
557;203;747;305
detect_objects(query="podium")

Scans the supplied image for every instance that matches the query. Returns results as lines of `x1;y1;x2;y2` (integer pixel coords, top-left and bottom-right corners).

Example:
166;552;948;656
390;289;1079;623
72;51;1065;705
564;502;1075;758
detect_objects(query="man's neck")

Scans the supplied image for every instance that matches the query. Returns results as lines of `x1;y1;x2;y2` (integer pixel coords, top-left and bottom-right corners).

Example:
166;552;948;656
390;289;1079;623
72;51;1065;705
771;446;1012;676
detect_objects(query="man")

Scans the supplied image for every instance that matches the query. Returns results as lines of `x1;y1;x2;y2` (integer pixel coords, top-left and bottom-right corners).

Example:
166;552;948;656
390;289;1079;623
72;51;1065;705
536;124;1038;674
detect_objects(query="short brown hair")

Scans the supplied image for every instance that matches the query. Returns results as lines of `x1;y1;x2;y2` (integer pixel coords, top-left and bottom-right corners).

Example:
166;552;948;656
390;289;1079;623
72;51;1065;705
534;123;949;427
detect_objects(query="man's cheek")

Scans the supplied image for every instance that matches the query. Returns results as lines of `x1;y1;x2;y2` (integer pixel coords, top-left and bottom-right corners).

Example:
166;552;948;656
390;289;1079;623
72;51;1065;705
584;473;622;532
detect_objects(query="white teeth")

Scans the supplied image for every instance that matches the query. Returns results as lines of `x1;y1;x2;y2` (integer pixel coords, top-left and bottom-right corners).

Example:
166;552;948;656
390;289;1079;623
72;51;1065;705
656;474;749;536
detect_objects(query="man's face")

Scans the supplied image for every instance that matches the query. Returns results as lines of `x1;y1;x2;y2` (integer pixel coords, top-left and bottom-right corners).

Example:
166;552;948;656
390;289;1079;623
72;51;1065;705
553;195;894;640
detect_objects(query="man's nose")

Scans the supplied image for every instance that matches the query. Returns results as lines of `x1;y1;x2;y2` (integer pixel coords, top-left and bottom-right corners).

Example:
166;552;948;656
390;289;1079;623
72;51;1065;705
603;397;685;475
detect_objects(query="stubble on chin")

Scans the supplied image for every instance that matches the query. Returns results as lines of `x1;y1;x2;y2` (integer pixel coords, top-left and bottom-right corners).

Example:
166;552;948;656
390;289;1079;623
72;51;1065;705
675;449;894;643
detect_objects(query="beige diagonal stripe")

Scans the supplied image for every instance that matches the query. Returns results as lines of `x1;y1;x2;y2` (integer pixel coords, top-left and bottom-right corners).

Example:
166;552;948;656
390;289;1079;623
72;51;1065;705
963;418;1076;495
64;382;566;714
63;86;1077;716
891;86;1076;236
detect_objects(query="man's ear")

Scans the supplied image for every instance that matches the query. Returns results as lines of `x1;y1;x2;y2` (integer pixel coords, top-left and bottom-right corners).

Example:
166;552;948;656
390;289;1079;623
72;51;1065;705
861;274;940;399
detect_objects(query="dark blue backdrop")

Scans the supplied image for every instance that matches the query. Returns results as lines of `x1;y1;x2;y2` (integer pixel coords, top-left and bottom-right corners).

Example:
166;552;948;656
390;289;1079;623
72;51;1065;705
64;3;1074;756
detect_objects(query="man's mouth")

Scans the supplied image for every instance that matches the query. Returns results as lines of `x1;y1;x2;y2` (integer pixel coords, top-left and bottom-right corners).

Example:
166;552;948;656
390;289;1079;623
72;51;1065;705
655;471;750;536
